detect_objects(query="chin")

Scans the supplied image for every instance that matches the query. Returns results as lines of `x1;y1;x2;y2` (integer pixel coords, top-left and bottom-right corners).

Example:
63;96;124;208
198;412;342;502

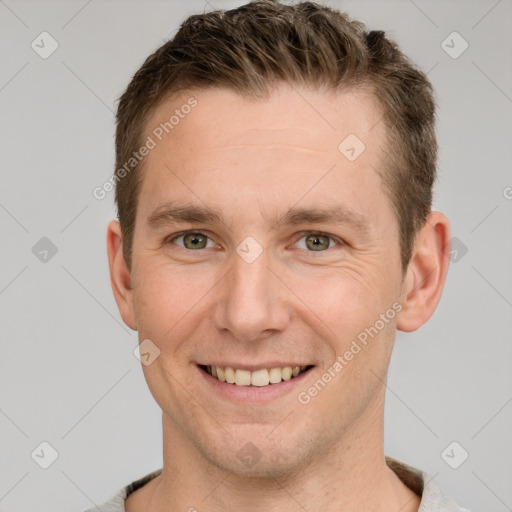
193;422;320;479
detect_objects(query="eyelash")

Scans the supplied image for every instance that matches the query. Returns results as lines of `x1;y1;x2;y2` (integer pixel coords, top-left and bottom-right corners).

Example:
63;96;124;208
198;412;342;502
166;230;343;252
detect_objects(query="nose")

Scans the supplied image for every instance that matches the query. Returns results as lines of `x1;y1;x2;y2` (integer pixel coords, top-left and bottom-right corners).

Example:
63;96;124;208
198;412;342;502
213;246;291;343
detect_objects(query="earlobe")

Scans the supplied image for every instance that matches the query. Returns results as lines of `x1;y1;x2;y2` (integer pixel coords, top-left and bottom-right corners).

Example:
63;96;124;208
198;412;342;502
106;220;137;330
396;212;451;333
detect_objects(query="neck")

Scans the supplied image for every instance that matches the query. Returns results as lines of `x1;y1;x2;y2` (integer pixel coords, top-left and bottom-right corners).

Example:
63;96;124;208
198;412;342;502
143;392;420;512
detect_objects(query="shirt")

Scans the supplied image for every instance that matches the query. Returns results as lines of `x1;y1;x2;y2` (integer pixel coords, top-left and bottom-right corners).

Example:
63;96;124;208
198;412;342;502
83;457;469;512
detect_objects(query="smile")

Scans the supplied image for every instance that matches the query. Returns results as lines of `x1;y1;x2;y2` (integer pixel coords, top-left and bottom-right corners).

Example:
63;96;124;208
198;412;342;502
199;364;312;387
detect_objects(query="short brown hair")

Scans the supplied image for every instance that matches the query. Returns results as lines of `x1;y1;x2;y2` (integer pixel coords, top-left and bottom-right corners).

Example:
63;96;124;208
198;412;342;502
115;0;437;272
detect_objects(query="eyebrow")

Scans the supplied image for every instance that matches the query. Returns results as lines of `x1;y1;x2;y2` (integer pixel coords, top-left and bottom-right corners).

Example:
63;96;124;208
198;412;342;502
147;201;370;233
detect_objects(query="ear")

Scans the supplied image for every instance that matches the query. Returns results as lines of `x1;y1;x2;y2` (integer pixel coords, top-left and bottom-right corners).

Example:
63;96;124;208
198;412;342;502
397;211;451;332
106;220;137;330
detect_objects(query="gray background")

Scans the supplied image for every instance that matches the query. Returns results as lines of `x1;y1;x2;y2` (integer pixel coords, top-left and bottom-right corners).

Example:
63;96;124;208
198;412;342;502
0;0;511;510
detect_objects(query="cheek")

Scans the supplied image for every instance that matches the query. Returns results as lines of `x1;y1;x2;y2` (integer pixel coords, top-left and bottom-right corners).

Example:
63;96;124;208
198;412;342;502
287;262;390;332
285;261;400;391
131;259;225;355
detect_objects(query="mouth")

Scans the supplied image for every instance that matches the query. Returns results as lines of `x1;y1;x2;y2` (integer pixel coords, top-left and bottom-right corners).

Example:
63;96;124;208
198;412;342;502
198;364;313;387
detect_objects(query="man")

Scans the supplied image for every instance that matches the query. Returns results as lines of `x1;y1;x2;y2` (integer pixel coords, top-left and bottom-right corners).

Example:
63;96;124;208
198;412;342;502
87;1;468;510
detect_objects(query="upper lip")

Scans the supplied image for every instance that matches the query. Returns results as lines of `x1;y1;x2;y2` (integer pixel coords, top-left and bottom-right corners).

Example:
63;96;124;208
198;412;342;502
198;363;312;371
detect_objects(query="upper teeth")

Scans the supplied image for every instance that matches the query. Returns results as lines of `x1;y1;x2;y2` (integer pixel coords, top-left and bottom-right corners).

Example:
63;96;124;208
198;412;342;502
206;365;308;386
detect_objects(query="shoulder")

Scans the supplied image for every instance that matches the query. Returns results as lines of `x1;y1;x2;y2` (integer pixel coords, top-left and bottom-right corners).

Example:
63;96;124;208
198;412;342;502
125;471;162;512
82;469;162;512
386;456;471;512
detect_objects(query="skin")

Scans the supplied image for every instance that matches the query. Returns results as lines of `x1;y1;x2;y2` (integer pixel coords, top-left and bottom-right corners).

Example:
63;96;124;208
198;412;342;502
107;85;450;511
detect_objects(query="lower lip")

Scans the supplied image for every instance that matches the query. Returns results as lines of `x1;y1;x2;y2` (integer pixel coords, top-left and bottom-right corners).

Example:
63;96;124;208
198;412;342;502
197;365;314;404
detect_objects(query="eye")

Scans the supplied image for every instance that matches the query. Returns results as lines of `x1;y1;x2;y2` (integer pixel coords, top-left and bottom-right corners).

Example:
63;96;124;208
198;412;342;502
294;231;340;252
166;230;341;252
167;231;218;250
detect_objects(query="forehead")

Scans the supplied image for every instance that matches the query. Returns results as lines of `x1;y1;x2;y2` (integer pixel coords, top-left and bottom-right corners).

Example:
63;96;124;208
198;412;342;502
137;85;392;231
145;85;384;157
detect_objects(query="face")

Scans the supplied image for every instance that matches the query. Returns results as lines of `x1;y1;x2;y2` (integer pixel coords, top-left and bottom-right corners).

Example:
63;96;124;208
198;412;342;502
126;85;406;476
